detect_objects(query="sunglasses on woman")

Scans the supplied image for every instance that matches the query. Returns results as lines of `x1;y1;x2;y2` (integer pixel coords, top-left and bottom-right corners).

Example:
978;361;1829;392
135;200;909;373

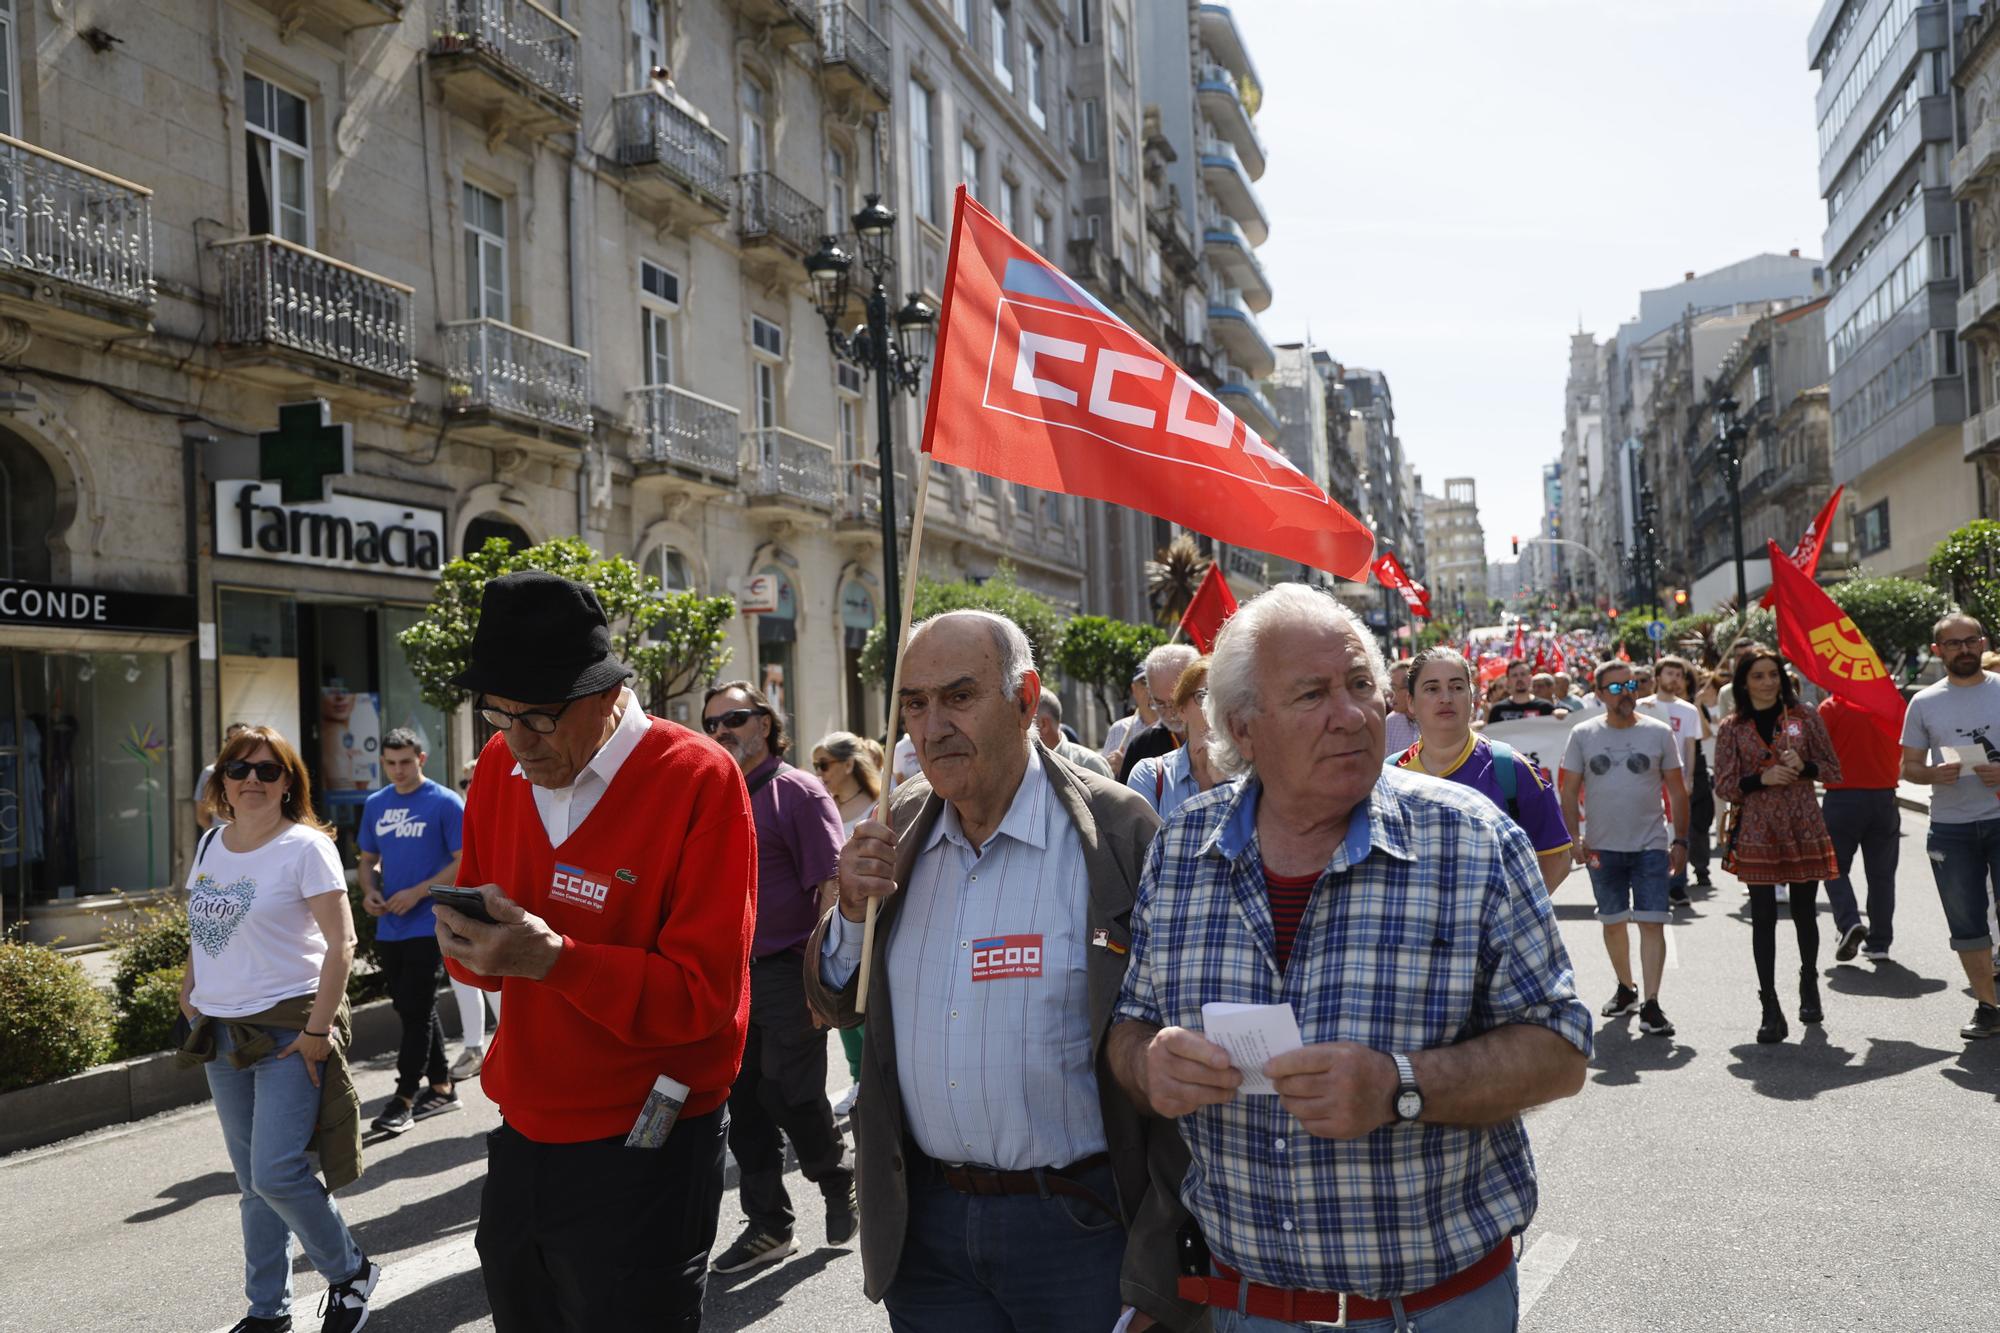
702;707;760;734
223;760;286;782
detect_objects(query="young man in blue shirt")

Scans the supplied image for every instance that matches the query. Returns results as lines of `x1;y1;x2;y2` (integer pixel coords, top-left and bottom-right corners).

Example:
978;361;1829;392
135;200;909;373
360;727;466;1134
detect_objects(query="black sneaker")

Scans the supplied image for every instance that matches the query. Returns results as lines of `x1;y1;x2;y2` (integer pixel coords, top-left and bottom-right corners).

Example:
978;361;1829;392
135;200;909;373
317;1257;379;1333
1962;1002;2000;1040
825;1178;858;1247
1835;923;1867;963
411;1085;460;1120
370;1099;412;1136
1638;1000;1675;1037
1693;871;1713;889
1668;887;1692;909
228;1319;292;1332
712;1226;797;1273
1600;984;1639;1018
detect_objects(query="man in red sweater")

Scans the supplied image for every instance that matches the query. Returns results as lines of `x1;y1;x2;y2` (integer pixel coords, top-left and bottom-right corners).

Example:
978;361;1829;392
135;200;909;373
434;571;756;1333
1819;692;1902;961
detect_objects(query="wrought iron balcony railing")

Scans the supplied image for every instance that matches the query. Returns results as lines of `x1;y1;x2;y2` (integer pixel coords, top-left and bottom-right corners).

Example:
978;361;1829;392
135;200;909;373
215;235;414;381
612;90;731;207
443;318;592;434
818;5;891;98
0;133;153;308
840;458;912;529
431;0;581;111
744;426;836;508
736;170;824;255
629;383;740;481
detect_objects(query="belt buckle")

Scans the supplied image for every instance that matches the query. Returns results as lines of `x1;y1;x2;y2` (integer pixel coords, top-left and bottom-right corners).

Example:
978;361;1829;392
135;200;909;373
1332;1292;1347;1328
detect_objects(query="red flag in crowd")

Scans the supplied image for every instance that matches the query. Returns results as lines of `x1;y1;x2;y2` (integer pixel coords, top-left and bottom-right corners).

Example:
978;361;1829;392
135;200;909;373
1179;562;1240;652
1766;539;1905;740
1757;485;1845;609
1551;646;1566;674
1617;642;1631;663
1533;642;1548;673
919;188;1376;579
1511;622;1526;661
1371;551;1430;618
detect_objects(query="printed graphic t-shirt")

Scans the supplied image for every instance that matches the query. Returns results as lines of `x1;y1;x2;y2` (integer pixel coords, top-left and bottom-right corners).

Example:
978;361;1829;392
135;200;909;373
187;823;347;1018
1559;714;1682;853
359;778;465;941
1901;672;2000;824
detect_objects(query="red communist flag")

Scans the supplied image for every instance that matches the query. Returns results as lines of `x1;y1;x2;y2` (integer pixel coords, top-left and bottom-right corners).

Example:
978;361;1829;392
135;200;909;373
1179;562;1240;652
1758;485;1845;609
1371;551;1430;618
919;188;1375;578
1767;540;1905;740
1511;622;1526;661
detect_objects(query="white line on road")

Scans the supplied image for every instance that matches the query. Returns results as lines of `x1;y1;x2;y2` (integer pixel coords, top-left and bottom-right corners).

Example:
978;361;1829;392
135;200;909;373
202;1233;482;1333
1516;1232;1579;1318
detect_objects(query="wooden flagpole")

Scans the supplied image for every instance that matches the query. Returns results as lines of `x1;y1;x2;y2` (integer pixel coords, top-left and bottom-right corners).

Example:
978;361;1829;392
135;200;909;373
854;461;934;1015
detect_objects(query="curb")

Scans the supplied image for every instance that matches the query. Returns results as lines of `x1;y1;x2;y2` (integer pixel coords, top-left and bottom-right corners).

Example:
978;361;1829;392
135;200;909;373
0;989;467;1158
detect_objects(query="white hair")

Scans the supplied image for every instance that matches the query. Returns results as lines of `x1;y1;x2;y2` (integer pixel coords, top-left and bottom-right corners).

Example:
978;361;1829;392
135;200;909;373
1143;642;1198;688
906;608;1035;699
1204;583;1388;779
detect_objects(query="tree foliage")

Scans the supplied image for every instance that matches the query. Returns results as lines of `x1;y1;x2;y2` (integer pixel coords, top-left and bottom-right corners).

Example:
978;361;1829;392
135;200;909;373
1928;519;2000;641
1145;535;1210;628
858;565;1063;686
1050;616;1168;721
1827;575;1949;677
397;536;735;713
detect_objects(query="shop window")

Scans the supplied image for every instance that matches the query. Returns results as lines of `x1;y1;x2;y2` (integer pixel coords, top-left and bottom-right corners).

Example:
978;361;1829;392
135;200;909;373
0;427;56;582
754;565;798;749
840;578;876;734
463;512;531;558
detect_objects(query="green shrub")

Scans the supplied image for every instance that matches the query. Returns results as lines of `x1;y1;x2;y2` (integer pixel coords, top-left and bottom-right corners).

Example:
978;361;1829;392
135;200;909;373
113;965;187;1059
105;905;188;1009
0;941;112;1090
1928;519;2000;637
857;564;1063;685
1827;575;1950;678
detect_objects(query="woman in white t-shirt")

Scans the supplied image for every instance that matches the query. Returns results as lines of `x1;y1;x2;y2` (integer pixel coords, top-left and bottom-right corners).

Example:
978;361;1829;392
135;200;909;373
178;728;379;1332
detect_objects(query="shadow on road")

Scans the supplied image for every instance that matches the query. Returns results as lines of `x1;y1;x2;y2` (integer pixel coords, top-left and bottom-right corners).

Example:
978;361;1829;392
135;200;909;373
368;1263;490;1332
123;1169;238;1224
342;1128;489;1198
1940;1041;2000;1100
342;1174;483;1261
1724;1029;1954;1100
1823;959;1949;999
707;1247;849;1325
1589;1024;1697;1086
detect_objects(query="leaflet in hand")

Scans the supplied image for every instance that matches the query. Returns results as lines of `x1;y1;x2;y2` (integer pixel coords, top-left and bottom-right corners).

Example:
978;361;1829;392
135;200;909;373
1201;1001;1303;1095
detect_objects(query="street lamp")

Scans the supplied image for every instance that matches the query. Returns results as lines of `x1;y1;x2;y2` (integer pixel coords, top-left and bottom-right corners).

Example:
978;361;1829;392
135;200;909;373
805;194;936;724
1715;395;1751;613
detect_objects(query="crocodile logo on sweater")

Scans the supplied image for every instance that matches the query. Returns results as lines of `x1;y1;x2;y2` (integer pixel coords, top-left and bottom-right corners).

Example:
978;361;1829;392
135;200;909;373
188;873;258;957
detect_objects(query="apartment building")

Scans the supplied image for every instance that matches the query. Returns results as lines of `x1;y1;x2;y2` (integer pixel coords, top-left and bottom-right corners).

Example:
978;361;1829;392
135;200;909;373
1422;478;1488;620
1950;3;2000;522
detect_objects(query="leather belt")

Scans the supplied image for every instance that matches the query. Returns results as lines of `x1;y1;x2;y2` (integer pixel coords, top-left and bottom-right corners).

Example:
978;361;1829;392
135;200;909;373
927;1150;1114;1214
1176;1239;1513;1326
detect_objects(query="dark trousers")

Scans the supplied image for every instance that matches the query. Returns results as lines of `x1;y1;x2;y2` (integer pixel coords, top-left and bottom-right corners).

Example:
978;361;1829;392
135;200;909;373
727;951;851;1234
376;936;447;1100
1822;788;1900;951
478;1108;728;1332
1686;749;1715;881
885;1154;1127;1333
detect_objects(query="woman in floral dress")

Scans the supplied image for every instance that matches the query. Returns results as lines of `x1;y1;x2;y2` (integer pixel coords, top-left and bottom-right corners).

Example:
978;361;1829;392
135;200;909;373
1714;648;1842;1045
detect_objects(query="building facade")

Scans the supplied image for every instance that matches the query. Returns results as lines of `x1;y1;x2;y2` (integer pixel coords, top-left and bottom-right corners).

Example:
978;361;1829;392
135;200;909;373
1422;478;1488;620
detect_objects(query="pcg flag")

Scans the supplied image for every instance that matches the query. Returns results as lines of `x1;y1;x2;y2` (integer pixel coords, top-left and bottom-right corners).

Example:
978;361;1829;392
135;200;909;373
919;188;1376;578
1766;539;1905;741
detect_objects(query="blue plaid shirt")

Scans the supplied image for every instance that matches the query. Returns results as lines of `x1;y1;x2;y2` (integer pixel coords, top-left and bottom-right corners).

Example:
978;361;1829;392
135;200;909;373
1114;765;1593;1298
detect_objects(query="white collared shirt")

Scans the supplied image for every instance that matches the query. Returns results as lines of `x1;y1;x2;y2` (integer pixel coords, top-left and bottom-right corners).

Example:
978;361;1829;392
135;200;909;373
511;687;649;846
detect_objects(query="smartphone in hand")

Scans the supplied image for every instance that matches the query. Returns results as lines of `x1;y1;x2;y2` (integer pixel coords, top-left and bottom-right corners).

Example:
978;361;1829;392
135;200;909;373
428;885;498;925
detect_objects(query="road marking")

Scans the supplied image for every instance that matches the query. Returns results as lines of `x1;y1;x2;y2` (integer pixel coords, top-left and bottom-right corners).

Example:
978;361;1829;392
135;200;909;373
1516;1231;1579;1317
202;1233;481;1333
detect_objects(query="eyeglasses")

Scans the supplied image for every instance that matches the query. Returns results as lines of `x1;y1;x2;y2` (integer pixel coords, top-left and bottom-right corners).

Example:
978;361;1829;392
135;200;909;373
223;760;285;783
478;698;575;735
1940;635;1986;653
811;756;836;772
702;707;760;735
1601;681;1641;696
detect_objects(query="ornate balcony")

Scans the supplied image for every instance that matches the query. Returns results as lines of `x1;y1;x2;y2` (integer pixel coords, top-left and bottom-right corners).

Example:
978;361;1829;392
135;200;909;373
429;0;581;140
736;170;824;279
733;0;816;43
1952;118;2000;199
245;0;404;35
1147;200;1200;281
629;383;740;491
1965;401;2000;458
214;235;414;400
817;5;890;111
612;91;731;227
837;458;912;543
0;134;154;341
744;427;837;517
1197;138;1268;245
443;318;592;444
1959;268;2000;339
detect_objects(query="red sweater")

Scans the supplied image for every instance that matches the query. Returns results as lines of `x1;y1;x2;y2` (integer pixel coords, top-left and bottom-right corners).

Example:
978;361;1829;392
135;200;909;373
1818;695;1902;790
445;718;756;1142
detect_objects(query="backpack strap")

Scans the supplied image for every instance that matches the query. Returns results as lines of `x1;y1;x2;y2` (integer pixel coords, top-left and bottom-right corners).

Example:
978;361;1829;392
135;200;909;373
1486;740;1522;823
744;761;787;802
195;825;223;868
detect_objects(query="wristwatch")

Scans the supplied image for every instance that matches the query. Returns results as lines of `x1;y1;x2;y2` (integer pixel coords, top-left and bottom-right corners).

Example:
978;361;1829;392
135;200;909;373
1390;1053;1423;1123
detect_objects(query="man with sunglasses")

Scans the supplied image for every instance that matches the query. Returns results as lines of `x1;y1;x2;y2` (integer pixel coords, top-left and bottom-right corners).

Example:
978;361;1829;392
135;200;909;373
433;570;756;1333
699;681;856;1274
1559;659;1688;1038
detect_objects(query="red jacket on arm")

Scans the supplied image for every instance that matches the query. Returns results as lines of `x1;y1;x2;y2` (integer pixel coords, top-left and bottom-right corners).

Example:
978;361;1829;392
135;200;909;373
445;718;757;1142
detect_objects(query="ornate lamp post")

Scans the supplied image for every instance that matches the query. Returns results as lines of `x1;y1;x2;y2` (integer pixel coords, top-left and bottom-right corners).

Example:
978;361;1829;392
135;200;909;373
1716;396;1751;613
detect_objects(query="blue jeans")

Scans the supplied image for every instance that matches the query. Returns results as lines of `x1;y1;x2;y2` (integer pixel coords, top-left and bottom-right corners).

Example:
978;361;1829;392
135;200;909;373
1587;848;1671;924
205;1022;365;1320
1822;789;1900;950
885;1155;1128;1333
1923;819;2000;951
1212;1263;1519;1332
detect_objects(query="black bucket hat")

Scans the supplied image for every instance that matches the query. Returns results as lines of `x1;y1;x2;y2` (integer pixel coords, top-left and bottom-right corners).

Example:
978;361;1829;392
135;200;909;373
449;570;635;704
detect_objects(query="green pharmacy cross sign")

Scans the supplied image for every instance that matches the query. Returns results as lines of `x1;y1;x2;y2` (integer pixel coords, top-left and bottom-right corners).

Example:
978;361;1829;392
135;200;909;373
260;399;353;502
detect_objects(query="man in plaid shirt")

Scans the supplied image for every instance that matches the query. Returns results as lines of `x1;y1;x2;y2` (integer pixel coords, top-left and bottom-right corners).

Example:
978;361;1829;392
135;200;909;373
1108;584;1593;1332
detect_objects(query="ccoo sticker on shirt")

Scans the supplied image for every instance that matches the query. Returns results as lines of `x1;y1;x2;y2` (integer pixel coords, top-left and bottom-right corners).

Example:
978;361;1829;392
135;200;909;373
549;862;616;913
969;934;1043;982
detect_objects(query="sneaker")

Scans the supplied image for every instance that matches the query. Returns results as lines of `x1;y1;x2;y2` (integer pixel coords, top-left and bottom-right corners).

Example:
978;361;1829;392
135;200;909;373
825;1178;858;1246
1962;1002;2000;1040
317;1257;379;1333
1835;923;1868;963
1638;1000;1676;1037
833;1084;859;1118
370;1099;413;1136
1668;887;1692;909
450;1046;485;1081
1862;946;1891;961
228;1319;292;1332
1600;983;1639;1019
1693;871;1713;889
712;1227;796;1273
411;1086;460;1120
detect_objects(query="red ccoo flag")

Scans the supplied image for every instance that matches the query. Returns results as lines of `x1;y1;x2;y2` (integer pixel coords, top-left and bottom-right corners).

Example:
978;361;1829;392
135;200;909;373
919;188;1375;578
1758;485;1845;609
1179;562;1240;652
1371;551;1430;618
1766;539;1905;741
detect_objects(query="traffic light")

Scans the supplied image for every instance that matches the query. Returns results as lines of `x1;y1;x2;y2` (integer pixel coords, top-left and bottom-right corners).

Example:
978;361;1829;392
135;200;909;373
1510;535;1519;555
1607;606;1620;619
1672;588;1689;608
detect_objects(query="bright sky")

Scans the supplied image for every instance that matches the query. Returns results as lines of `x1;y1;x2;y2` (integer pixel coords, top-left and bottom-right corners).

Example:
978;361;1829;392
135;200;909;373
1236;0;1831;562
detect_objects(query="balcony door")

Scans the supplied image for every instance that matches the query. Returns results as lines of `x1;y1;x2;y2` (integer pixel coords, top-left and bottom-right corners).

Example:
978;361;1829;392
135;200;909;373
739;73;770;174
245;73;312;246
462;184;508;321
630;0;666;88
640;260;678;387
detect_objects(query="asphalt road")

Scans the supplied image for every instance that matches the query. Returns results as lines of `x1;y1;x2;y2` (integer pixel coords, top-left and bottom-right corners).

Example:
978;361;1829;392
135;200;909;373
5;806;1999;1331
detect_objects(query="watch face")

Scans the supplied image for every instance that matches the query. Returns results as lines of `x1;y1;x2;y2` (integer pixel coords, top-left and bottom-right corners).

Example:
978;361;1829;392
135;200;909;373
1397;1089;1423;1120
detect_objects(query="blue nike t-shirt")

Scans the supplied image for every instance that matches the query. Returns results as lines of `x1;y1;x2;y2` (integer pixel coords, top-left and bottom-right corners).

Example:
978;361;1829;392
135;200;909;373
359;778;465;942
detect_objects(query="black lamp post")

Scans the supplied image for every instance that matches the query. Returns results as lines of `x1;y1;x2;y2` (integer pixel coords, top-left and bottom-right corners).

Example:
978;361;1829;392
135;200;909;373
1716;396;1750;614
805;194;935;725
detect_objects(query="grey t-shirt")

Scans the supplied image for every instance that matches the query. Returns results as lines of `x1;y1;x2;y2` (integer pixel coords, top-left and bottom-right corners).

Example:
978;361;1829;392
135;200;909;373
1900;672;2000;824
1560;713;1682;853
